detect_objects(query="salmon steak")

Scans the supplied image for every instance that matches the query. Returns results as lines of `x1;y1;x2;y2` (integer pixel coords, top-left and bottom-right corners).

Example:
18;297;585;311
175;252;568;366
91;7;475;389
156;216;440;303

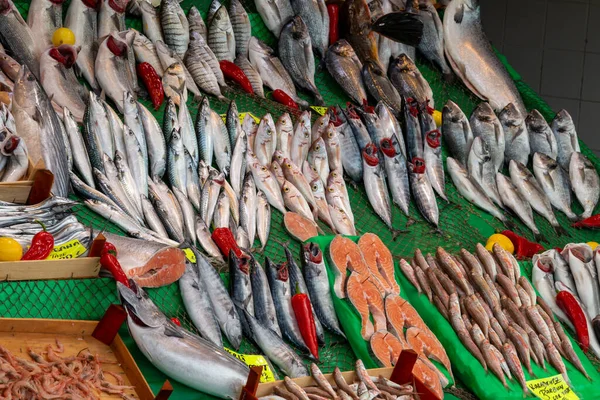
346;272;374;340
370;330;405;367
358;233;400;295
361;276;387;333
412;358;444;400
104;233;186;287
284;212;319;242
329;235;371;298
385;293;429;337
405;327;452;377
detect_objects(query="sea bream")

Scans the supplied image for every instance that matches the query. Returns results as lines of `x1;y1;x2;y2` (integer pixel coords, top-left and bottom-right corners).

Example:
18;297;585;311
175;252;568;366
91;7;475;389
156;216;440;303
532;152;578;221
161;0;189;58
496;173;544;242
388;53;434;107
467;136;502;207
229;0;251;57
441;100;473;166
253;0;294;38
526;109;557;160
470;102;504;171
552;109;580;171
569;152;599;219
498;103;529;167
290;0;329;59
325;39;367;104
208;5;236;62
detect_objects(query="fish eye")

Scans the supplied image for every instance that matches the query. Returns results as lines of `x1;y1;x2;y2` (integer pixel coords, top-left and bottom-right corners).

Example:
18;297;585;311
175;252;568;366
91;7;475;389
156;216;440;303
261;166;267;171
304;132;310;138
284;186;290;192
312;184;318;190
315;144;320;150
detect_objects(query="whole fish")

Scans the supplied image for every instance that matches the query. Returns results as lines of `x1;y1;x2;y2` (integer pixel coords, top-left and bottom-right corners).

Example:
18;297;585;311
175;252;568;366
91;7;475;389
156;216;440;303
235;54;264;97
290;111;312;166
404;98;423;161
139;102;167;178
282;180;315;223
447;157;507;224
325;40;366;104
0;0;40;78
256;190;271;250
569;152;599;219
467;136;502;207
71;173;118;210
442;100;473;166
308;138;329;185
27;0;63;56
328;205;357;244
276;113;294;159
240;173;257;246
208;5;236;62
250;255;280;336
344;104;371;152
186;31;226;87
117;282;248;398
226;101;242;146
443;0;526;114
364;141;396;222
254;0;294;38
340;0;379;67
380;136;410;218
167;129;188;197
163;98;179;144
498;103;529;167
231;130;247;198
376;102;405;159
94;167;142;224
210;110;232;175
362;60;403;114
327;170;353;223
155;40;202;99
388;53;434;108
201;170;224;225
509;160;565;235
118;30;141;97
64;109;94;188
95;35;135;113
248;152;287;214
133;32;164;77
290;0;329;59
137;1;163;43
255;114;277;166
526;110;558;160
532;152;578;221
331;109;363;183
185;32;225;100
195;97;214;166
122;91;147;168
470;102;504;172
229;0;251;57
423;127;446;201
114;150;143;216
195;217;223;261
174;187;198;242
310;178;335;231
496;173;543;242
414;0;451;78
81;92;112;173
355;105;382;146
323;123;342;172
149;178;185;242
243;113;259;150
552;109;580;171
98;0;127;39
1;140;28;182
161;0;189;58
279;16;324;105
409;157;438;228
188;6;207;40
64;0;98;89
230;251;254;317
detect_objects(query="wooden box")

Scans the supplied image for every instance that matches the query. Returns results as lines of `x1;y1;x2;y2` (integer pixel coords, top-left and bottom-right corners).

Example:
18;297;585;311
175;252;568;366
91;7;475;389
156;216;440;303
0;158;40;203
0;257;101;281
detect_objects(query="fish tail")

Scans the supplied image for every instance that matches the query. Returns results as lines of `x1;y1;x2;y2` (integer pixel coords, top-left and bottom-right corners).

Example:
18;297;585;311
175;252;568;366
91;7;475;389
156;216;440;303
553;224;571;237
533;231;547;244
371;12;424;47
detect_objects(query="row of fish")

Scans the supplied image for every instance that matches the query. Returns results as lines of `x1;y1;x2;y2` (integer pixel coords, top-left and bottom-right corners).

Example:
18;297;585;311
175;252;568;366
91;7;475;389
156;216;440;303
326;234;450;399
0;105;29;183
399;244;591;394
533;243;600;358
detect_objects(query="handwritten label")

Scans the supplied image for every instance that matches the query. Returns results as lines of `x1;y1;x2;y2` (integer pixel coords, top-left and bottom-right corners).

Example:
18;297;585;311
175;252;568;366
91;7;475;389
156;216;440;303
526;375;579;400
310;106;328;116
220;112;261;125
183;248;196;263
224;348;276;383
47;239;87;260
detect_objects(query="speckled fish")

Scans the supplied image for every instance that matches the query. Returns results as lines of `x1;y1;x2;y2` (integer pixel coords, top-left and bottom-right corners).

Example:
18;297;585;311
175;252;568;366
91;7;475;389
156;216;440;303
325;39;366;104
290;111;312;166
363;143;393;230
526;110;557;160
254;0;294;38
570;152;599;219
442;100;473;166
552;110;580;171
498;103;529;167
470;102;504;172
195;97;214;166
161;0;189;58
532;152;578;221
497;173;544;242
0;0;40;78
65;0;98;89
248;151;287;214
380;136;410;218
185;32;225;100
208;5;235;62
467;136;502;207
362;60;403;115
255;114;277;166
388;54;434;107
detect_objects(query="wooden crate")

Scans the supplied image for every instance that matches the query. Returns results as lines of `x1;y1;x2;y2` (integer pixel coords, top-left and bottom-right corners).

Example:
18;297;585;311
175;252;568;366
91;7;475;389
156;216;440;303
0;318;154;400
0;257;101;281
0;158;40;203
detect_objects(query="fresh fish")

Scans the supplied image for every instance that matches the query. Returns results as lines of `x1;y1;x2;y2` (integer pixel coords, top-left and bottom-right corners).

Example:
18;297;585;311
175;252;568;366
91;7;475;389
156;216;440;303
195;97;214;166
243;113;259;149
208;6;236;62
526;109;557;160
271;161;285;187
423;127;446;201
380;136;410;218
362;143;394;230
64;0;98;89
290;0;329;59
340;0;379;67
254;0;294;37
71;172;119;211
499;103;529;167
562;243;600;317
185;32;225;100
403;98;423;161
331;109;363;183
167;130;188;197
201;170;224;224
497;173;543;242
409;157;439;228
117;282;248;397
96;35;135;112
118;29;141;97
570;152;599;219
255;114;277;166
279;16;324;105
322;122;342;172
414;0;451;77
0;0;40;78
327;170;353;223
27;0;63;57
443;0;526;114
180;260;222;347
195;217;223;261
173;187;197;243
222;179;240;225
532;152;578;221
98;0;126;39
122;91;147;167
309;178;335;231
161;0;189;58
229;0;251;57
114;150;143;217
467;136;502;207
139;102;167;178
155;40;202;100
226;101;241;149
240;172;257;245
137;1;163;43
256;190;271;250
141;195;169;239
235;54;264;97
291;113;312;166
276;113;294;160
249;255;280;337
362;60;403;114
64;109;94;188
231;130;247;198
325;40;367;104
442;100;473;166
211;110;232;175
188;6;207;40
344;104;371;152
230;251;254;318
148;179;185;243
552;109;580;170
94;167;142;224
1;140;28;182
388;53;434;108
283;180;315;222
308;138;329;185
447;157;507;223
470;102;504;172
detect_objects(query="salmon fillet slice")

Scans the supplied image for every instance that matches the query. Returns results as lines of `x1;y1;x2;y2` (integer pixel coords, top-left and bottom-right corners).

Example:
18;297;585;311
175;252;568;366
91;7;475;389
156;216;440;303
370;330;405;367
284;212;318;242
358;233;400;295
406;327;452;378
412;358;444;400
361;276;387;333
346;272;374;340
330;235;370;277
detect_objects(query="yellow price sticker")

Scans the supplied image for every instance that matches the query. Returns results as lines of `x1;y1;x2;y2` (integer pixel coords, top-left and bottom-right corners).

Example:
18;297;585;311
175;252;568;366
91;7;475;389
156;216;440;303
224;348;276;383
220;112;261;125
310;106;328;116
526;375;579;400
183;248;196;263
47;239;87;260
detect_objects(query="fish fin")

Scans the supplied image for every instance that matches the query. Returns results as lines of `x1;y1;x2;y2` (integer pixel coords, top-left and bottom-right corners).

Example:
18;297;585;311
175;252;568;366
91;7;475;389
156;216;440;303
553;224;570;237
163;324;185;338
371;12;424;47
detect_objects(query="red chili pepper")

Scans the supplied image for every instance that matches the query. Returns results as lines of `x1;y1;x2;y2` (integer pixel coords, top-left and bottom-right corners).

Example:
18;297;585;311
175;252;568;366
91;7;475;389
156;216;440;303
556;291;589;352
500;230;544;260
100;252;130;287
101;242;118;257
171;317;181;326
211;227;243;259
137;62;164;110
572;214;600;229
272;89;298;109
327;3;339;45
291;284;319;360
21;221;54;260
219;60;254;94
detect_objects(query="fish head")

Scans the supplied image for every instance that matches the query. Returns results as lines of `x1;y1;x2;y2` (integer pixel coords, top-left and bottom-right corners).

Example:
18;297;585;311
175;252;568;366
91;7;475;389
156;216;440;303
276;112;292;131
281;157;295;172
310;137;325;154
106;34;128;57
525;109;548;133
304;242;323;264
561;243;593;263
323;122;338;143
286;15;310;40
498;103;524;127
310;178;324;195
552;109;574;133
107;0;127;13
48;45;77;69
410;157;426;174
508;159;530;180
532;152;555;172
472;102;495;123
362;142;379;166
303;161;320;182
442;100;464;124
276;261;289;281
379;137;397;157
471;136;490;161
363;60;384;78
330;39;354;57
425;129;441;149
188;5;201;19
393;53;416;72
315;113;330;131
117;281;165;328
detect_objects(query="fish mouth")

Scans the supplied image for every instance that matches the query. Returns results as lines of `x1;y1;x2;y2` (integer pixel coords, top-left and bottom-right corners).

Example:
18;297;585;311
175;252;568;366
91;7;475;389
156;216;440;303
425;130;441;148
306;242;323;263
411;157;426;174
49;46;77;68
535;257;554;273
362;143;379;166
379;138;396;157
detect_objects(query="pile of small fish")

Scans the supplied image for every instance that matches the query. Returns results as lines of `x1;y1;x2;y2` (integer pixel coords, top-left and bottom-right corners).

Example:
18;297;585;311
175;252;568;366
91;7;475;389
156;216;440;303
400;243;591;394
533;243;600;358
445;101;598;241
327;234;450;399
0;341;135;399
0;197;89;251
259;361;414;400
0;105;28;183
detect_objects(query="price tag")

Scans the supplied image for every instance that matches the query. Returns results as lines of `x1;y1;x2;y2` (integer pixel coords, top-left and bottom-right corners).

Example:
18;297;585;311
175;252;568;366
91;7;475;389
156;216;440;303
526;375;579;400
47;239;87;260
183;248;196;263
220;112;261;125
310;106;328;116
224;348;276;383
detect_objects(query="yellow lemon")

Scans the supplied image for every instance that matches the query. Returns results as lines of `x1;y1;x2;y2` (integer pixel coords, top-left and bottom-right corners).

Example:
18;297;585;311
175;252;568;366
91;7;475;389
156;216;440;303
587;241;599;250
52;28;76;47
0;237;23;261
432;110;442;127
485;233;514;254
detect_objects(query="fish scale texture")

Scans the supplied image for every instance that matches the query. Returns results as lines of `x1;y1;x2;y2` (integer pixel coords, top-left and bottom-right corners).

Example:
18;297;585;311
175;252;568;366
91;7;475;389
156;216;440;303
3;0;600;399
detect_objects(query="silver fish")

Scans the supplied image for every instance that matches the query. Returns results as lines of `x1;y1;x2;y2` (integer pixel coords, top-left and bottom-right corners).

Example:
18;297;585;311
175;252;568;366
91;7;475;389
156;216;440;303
467;136;502;207
240;172;257;245
380;136;410;218
388;54;434;107
114;150;143;217
208;5;236;62
552;109;580;171
105;102;126;165
226;101;242;148
414;0;450;77
64;0;98;88
532;152;578;221
0;0;39;78
498;103;529;167
308;137;330;185
254;0;294;37
148;178;185;243
310;178;335;231
276;113;294;159
363;143;393;229
27;0;63;56
141;195;169;239
161;0;189;58
323;122;342;172
167;129;188;197
96;35;135;112
201;170;224;225
441;100;473;166
290;0;329;59
155;40;202;100
283;180;315;222
64;108;94;188
325;39;366;104
195;96;214;166
256;190;271;250
526;110;557;160
195;216;223;261
362;60;402;115
231;130;248;198
562;244;600;318
570;152;599;219
331;108;363;183
139;102;167;178
470;102;505;172
173;187;197;243
210;110;232;175
123;91;147;167
255;114;277;166
377;102;406;159
423;127;446;201
98;0;126;39
235;54;264;97
290;111;312;166
496;173;543;242
249;256;280;336
137;1;163;43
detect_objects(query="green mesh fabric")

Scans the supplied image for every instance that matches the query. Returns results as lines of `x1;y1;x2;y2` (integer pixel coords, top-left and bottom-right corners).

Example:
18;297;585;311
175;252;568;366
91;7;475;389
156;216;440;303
2;1;600;399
